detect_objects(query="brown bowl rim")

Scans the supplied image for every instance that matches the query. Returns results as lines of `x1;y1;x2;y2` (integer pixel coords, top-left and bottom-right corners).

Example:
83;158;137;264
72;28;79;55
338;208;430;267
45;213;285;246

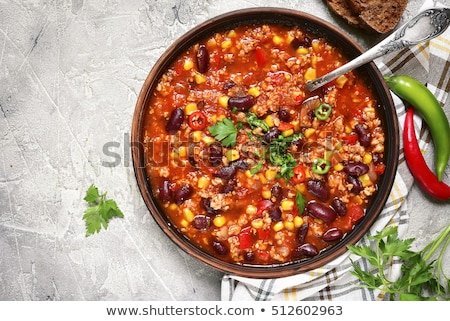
131;7;399;278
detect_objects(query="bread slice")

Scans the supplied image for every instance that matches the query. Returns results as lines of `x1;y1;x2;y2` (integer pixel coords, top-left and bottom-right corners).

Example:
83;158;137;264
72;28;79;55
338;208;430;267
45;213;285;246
347;0;408;34
326;0;408;34
326;0;362;29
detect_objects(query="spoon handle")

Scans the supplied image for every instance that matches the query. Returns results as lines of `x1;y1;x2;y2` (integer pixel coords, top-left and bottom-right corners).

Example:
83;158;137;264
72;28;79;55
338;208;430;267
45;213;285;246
305;7;450;92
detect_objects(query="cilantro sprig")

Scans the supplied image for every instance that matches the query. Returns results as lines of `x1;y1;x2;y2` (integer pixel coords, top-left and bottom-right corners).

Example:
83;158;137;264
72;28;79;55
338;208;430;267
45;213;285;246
208;118;238;147
348;225;450;300
83;184;124;237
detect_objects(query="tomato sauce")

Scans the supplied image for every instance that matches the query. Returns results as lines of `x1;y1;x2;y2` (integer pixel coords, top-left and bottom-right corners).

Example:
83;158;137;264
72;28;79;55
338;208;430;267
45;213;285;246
143;24;385;265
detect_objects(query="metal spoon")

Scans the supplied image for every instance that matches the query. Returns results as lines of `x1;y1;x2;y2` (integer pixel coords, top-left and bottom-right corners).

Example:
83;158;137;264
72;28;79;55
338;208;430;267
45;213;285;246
305;7;450;92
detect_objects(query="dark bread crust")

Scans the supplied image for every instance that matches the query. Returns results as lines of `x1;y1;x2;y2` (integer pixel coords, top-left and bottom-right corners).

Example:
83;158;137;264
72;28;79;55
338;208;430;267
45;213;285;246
326;0;408;34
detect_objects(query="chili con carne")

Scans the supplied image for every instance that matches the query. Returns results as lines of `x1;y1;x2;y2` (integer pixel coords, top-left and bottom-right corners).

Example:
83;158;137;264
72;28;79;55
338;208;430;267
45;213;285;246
385;75;450;181
404;107;450;201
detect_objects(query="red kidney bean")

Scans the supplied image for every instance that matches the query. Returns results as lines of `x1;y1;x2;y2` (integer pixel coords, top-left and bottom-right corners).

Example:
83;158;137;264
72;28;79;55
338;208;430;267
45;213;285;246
296;243;318;257
230;159;251;170
296;223;309;244
192;215;210;229
165;107;184;133
221;178;237;194
213;166;237;180
158;179;172;203
173;184;193;205
355;123;370;147
201;198;219;216
223;80;236;90
212;240;228;255
268;205;282;222
347;175;363;194
322;227;344;242
208;142;223;167
270;185;283;203
331;197;347;216
196;44;209;73
290;35;312;49
278;108;291;122
344;161;369;176
263;127;281;144
228;95;255;111
307;179;329;202
244;251;255;262
306;201;337;223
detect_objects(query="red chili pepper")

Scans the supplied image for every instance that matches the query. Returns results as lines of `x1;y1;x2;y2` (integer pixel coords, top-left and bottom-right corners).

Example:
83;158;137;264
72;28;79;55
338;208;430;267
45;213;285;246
292;164;306;184
404;108;450;201
255;47;267;67
187;111;207;130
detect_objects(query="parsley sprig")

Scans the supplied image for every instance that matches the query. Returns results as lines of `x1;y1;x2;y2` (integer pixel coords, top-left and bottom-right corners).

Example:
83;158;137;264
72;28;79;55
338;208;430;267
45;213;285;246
348;225;450;300
83;184;124;237
208;118;238;147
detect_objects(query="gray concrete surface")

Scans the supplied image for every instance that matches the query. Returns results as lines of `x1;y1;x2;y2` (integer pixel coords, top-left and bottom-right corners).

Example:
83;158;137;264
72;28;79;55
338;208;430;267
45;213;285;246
1;0;449;301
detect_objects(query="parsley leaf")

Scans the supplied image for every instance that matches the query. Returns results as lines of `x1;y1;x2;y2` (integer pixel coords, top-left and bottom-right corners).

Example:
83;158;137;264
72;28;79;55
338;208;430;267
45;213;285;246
208;118;238;147
348;225;450;300
267;133;302;180
82;184;124;237
246;112;269;132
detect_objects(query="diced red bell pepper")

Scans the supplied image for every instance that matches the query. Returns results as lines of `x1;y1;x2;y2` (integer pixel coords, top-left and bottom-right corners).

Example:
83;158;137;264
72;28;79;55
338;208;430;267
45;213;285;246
256;199;273;216
255;249;270;262
347;204;364;224
238;232;252;250
374;163;386;175
255;47;267;67
342;133;358;145
257;228;270;240
278;122;294;132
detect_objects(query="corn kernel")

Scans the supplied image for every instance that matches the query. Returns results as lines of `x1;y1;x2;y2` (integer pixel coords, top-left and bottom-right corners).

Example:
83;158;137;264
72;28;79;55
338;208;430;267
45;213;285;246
228;30;237;38
345;126;352;134
311;55;318;67
183;58;194;71
251;218;264;229
170;151;178;160
294;216;304;227
304;128;316;138
262;188;271;199
282;128;294;137
273;35;283;45
296;47;309;55
246;205;257;216
226;149;240;162
336;75;348;88
334;163;344;171
291;120;300;131
194;73;206;84
185;102;198;115
178;146;187;158
183;208;195;222
286;34;295;44
197;176;210;189
245;170;253;178
273;221;284;232
363;153;373;164
265;169;277;181
169;203;178;211
296;183;306;194
259;172;268;184
281;199;294;211
213;216;226;227
217;114;226;121
180;219;189;228
202;136;216;145
360;173;373;187
192;130;202;142
304;67;316;81
284;221;295;231
248;86;261;97
312;40;321;52
221;39;232;49
265;114;275;127
354;196;363;205
218;95;229;107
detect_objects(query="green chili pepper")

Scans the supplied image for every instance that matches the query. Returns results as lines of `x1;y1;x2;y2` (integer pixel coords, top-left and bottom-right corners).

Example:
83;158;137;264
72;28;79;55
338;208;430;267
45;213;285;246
314;102;332;120
385;75;450;181
312;157;331;175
